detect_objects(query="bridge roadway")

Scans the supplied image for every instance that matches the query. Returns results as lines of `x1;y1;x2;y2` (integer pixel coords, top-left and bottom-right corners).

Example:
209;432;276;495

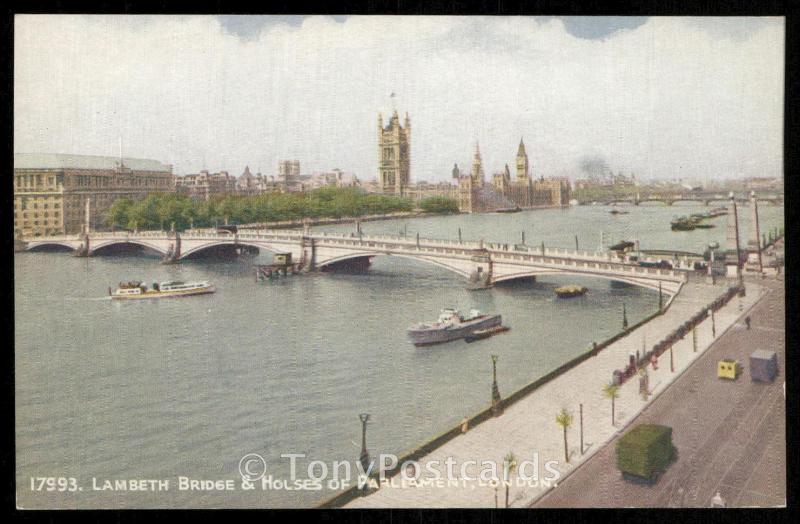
22;228;688;294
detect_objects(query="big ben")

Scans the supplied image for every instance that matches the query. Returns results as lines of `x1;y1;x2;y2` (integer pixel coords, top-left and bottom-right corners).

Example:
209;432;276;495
377;110;411;195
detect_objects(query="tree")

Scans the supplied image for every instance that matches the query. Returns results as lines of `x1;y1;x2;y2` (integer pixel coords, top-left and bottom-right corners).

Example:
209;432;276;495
602;383;620;426
419;196;459;214
503;452;517;508
556;408;573;464
107;198;133;229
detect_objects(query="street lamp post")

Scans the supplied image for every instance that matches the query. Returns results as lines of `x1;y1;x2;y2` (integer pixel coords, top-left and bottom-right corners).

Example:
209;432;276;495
622;302;628;330
491;355;503;416
710;308;716;337
358;413;371;493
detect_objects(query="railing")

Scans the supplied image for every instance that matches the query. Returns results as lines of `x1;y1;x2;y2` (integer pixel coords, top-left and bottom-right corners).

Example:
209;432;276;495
20;230;687;280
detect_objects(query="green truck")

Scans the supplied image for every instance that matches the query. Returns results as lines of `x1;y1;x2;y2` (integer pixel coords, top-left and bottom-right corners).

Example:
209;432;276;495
616;424;677;484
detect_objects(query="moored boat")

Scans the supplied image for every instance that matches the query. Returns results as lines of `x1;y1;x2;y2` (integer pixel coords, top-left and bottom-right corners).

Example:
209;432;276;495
407;309;502;346
670;216;696;231
554;285;588;298
110;280;215;300
464;325;510;343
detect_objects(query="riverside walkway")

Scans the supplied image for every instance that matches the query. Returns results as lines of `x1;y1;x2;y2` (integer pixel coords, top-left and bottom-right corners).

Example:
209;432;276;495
343;276;765;508
536;275;785;508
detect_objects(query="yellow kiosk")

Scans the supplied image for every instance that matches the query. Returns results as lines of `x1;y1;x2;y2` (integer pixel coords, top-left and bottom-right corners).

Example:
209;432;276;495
717;359;740;380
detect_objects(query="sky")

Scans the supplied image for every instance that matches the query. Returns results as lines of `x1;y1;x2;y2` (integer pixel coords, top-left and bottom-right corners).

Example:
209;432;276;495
14;15;784;183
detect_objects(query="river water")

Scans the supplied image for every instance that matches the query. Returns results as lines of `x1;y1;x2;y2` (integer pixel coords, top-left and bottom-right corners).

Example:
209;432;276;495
15;203;783;508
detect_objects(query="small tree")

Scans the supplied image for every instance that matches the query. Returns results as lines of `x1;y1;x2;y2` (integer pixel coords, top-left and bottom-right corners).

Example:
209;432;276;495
602;383;620;426
503;452;517;508
555;408;573;464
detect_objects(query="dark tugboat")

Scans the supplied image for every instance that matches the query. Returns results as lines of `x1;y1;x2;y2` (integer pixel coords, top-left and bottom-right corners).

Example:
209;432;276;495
670;216;696;231
464;325;511;343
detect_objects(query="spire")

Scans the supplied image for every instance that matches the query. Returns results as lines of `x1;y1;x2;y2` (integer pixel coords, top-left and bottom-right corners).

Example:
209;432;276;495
517;137;526;157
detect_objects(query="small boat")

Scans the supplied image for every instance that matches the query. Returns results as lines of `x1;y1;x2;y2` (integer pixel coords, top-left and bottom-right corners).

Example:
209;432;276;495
554;285;588;298
464;325;510;343
609;240;636;252
496;206;521;213
609;209;629;215
670;216;696;231
110;280;215;300
407;309;502;346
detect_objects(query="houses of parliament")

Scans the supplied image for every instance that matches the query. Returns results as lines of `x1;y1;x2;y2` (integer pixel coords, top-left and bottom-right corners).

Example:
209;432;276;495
377;109;570;213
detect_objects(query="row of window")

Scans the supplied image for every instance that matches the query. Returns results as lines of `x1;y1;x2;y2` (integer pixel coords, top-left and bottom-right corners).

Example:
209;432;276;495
16;211;61;219
15;173;171;189
15;174;60;188
15;219;59;226
14;202;60;209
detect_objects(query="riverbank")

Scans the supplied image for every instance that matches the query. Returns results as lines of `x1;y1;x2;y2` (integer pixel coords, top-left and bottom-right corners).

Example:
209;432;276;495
338;276;759;508
232;211;462;230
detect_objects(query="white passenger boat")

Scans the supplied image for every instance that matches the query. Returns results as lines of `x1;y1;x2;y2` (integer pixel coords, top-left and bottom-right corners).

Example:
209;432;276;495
109;280;215;300
407;309;502;347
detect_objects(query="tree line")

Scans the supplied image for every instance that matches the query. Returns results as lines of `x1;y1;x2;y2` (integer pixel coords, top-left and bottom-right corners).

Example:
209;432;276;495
106;187;458;231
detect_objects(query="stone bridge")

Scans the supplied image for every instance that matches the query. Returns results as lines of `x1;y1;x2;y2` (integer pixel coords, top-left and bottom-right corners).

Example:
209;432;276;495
21;228;688;294
595;191;783;207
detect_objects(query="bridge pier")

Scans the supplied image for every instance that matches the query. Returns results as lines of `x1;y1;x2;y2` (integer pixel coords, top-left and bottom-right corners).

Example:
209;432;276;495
301;236;316;271
73;234;90;257
467;252;493;290
162;232;182;264
14;238;28;253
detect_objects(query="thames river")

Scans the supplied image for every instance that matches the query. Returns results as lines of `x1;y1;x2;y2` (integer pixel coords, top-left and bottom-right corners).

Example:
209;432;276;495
15;203;783;508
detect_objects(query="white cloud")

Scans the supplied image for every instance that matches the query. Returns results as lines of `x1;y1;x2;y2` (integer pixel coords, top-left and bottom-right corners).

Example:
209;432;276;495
14;15;784;182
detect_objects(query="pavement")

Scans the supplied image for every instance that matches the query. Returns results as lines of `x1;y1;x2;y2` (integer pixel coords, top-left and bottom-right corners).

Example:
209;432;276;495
345;275;767;508
535;275;785;508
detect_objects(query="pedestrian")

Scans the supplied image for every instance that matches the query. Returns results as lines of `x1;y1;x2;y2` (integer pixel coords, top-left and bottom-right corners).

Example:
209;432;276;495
745;316;751;330
650;355;658;370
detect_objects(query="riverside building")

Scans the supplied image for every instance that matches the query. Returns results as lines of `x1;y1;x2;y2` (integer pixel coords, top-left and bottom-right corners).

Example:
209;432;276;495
175;170;237;201
14;153;173;237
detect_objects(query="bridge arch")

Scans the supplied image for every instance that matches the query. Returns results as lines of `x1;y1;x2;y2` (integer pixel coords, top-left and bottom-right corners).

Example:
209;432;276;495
26;241;76;253
317;251;472;279
89;239;168;256
178;239;290;260
492;268;681;294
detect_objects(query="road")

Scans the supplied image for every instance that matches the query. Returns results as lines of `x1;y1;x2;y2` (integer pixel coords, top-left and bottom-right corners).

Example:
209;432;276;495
535;276;785;508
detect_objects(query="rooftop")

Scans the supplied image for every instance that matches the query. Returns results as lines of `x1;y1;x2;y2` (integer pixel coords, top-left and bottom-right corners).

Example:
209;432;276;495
14;153;172;173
